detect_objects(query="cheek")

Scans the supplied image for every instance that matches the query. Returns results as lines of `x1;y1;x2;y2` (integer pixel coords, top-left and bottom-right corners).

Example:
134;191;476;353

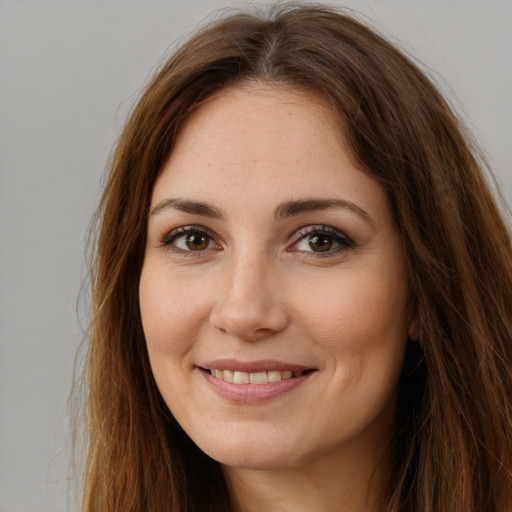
139;263;213;412
293;273;408;431
295;271;408;350
292;268;409;408
139;263;210;365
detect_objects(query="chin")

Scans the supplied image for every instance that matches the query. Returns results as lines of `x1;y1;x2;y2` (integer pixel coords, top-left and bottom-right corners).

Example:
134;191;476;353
185;424;319;471
208;447;304;471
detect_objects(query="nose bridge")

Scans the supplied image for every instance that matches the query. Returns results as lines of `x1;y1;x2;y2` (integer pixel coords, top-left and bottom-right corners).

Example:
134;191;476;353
210;247;288;340
230;247;268;295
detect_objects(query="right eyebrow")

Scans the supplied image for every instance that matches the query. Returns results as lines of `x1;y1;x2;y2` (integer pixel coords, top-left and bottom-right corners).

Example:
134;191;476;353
149;198;225;220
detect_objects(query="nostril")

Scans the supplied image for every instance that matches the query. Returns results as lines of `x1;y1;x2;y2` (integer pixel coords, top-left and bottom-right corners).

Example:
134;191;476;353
210;304;289;341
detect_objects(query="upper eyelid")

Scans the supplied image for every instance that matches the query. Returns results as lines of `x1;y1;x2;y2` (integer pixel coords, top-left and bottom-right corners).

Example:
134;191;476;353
291;224;352;241
161;225;219;245
289;225;355;252
158;223;353;249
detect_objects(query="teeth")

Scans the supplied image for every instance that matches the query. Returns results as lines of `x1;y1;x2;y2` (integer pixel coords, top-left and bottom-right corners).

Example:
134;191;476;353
209;369;305;384
250;371;267;384
233;371;250;384
267;370;282;382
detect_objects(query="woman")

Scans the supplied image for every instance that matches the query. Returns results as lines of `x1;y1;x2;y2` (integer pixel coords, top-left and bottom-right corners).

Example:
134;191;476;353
77;4;512;511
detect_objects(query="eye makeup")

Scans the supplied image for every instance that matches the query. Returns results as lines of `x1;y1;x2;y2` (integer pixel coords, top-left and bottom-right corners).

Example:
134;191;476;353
289;225;355;253
157;222;355;261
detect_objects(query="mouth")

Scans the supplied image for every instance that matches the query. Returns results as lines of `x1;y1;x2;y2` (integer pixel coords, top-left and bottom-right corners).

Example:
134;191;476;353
198;363;317;403
197;360;318;402
205;368;314;384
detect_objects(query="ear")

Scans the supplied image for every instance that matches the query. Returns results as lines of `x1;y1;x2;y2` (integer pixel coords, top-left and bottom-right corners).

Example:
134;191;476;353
407;316;419;342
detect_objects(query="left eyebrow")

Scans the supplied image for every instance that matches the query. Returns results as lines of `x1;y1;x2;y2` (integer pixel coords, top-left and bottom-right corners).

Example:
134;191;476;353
274;197;375;226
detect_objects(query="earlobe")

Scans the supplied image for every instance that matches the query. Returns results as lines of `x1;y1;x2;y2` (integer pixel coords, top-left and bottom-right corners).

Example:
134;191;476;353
407;317;419;342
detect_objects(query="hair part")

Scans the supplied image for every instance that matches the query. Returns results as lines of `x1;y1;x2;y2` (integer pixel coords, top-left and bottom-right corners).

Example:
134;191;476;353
76;4;512;511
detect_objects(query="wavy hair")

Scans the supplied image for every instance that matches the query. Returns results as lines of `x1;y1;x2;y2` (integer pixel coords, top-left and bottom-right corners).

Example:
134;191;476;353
76;4;512;511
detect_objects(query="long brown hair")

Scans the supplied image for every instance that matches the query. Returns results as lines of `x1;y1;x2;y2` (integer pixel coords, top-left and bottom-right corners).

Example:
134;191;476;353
76;4;512;511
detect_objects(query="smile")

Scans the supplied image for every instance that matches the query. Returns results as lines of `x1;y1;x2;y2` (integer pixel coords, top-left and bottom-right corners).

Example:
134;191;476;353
208;369;305;384
199;364;317;403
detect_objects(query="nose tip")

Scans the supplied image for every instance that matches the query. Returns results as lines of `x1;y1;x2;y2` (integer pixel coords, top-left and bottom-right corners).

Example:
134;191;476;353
211;304;289;342
209;263;289;341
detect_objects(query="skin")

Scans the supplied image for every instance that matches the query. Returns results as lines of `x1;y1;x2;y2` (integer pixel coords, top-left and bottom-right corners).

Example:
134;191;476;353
139;85;415;511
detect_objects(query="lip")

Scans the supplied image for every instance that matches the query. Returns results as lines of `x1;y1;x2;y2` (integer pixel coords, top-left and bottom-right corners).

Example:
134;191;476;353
197;359;317;403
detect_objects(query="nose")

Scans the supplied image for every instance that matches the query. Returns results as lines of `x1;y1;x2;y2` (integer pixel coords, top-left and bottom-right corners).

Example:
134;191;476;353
209;253;289;342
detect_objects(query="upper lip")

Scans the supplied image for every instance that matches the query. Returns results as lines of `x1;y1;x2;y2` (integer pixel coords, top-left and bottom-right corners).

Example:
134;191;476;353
199;359;315;373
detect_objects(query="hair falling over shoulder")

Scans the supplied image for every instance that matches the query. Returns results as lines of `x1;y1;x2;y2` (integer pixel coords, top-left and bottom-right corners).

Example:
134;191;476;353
74;4;512;511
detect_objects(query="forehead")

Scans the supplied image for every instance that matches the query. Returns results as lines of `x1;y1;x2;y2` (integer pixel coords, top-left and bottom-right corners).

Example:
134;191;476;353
184;84;342;138
172;85;342;161
151;84;389;224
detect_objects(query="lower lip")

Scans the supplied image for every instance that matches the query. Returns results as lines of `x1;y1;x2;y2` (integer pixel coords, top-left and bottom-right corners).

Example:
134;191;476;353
199;369;315;403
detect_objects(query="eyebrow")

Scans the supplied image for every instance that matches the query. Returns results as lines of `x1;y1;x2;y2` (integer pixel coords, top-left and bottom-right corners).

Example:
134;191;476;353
149;198;225;220
274;197;375;226
149;196;374;226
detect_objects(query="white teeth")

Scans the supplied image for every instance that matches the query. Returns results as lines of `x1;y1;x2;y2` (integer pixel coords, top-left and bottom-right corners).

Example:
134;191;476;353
267;370;282;382
233;371;250;384
250;371;267;384
209;369;306;384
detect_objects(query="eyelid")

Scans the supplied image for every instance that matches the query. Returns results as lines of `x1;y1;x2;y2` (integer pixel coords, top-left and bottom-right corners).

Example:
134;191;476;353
160;224;221;251
157;223;354;257
288;224;355;253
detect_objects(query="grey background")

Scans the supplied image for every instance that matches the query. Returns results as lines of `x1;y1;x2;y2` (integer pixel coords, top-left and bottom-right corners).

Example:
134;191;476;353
0;1;510;511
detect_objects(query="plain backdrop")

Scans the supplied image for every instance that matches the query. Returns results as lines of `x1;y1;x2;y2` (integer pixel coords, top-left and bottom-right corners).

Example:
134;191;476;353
0;1;511;511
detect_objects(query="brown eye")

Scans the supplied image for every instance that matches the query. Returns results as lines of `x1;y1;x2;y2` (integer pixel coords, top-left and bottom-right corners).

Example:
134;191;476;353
185;232;210;251
164;227;217;253
308;234;333;252
291;225;354;256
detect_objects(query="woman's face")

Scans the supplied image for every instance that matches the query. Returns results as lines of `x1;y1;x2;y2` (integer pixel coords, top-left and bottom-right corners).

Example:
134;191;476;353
140;85;413;470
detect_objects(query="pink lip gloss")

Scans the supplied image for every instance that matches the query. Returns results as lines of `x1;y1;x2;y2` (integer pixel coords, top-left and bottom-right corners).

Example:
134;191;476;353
199;368;315;403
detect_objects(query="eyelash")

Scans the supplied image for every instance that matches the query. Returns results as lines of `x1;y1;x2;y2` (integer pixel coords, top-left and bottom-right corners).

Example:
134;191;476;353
160;224;355;258
160;225;221;256
288;225;355;257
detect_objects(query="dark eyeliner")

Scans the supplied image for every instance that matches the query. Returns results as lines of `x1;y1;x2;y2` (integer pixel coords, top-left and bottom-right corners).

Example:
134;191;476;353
290;224;355;255
159;225;218;252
